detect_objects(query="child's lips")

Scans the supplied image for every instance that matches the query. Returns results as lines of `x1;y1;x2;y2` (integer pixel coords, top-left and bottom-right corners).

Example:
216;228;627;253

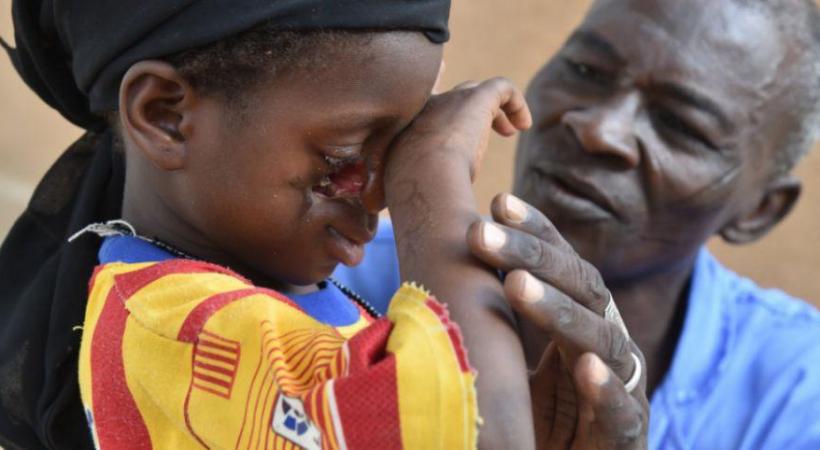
326;225;365;266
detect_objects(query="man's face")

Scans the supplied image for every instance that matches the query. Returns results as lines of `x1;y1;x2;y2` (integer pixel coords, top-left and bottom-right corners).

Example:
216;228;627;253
514;0;800;282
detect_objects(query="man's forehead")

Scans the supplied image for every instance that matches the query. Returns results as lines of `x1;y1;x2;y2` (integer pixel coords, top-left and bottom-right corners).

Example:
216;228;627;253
580;0;790;104
582;0;786;79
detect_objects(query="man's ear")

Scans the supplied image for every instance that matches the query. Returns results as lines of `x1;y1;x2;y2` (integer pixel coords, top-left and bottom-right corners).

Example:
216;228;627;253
719;175;801;244
119;60;194;171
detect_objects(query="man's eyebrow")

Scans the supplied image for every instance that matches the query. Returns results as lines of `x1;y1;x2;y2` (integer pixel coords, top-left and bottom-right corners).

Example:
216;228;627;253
654;81;734;131
567;30;625;64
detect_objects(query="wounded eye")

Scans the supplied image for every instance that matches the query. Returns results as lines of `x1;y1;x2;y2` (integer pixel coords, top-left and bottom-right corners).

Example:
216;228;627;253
324;155;346;171
313;158;366;198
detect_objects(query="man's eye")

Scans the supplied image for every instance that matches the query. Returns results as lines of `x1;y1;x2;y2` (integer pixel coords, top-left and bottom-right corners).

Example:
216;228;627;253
649;107;715;150
562;58;610;85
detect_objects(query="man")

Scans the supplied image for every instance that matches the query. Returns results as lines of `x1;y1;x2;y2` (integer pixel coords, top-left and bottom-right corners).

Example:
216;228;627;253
336;0;820;448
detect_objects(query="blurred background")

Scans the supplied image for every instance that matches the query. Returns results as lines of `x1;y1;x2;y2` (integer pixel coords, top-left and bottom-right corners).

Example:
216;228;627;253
1;0;818;303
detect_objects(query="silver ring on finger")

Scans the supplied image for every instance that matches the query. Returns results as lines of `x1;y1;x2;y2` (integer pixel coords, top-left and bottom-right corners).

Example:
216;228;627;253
624;352;642;393
604;291;630;340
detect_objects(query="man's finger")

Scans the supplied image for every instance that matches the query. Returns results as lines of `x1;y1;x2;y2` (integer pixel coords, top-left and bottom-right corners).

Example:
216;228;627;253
468;220;611;315
573;353;646;450
490;193;575;254
503;269;638;382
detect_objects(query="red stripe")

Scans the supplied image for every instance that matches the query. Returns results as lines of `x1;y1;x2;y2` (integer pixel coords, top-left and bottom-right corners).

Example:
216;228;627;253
198;339;239;354
234;328;270;450
192;372;233;389
177;288;301;343
333;320;402;449
195;350;239;366
425;299;472;372
89;287;152;449
193;360;236;377
191;383;231;400
254;366;278;449
246;334;278;450
202;329;239;345
113;259;244;300
184;349;213;449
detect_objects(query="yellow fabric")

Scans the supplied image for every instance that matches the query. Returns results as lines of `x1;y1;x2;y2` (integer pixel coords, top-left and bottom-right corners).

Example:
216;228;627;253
79;261;479;449
388;285;479;450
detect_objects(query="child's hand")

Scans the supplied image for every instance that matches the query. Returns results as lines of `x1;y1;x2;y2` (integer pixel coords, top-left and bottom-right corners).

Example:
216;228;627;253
362;77;531;211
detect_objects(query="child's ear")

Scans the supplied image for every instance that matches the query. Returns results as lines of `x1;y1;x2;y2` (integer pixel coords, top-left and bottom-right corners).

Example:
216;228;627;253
719;175;801;244
119;60;194;171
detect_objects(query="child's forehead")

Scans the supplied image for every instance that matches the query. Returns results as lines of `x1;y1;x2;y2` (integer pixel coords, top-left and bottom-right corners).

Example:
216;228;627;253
247;35;442;120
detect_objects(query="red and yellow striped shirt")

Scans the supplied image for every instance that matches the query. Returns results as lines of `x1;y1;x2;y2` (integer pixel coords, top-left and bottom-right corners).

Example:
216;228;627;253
79;243;477;450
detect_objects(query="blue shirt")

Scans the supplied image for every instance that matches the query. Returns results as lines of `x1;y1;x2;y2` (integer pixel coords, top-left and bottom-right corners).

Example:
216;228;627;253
334;221;820;450
100;235;365;327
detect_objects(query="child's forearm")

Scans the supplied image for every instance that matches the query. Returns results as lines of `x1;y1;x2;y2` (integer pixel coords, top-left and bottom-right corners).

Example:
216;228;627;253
387;154;535;450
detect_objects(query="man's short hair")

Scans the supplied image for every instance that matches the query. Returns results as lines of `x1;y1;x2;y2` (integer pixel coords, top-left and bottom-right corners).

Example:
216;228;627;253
735;0;820;175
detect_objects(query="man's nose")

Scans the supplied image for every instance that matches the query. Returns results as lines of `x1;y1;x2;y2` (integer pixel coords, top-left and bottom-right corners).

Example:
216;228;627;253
561;93;641;168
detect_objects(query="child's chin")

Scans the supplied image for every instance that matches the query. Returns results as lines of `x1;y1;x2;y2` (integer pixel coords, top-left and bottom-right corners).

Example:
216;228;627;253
296;263;339;286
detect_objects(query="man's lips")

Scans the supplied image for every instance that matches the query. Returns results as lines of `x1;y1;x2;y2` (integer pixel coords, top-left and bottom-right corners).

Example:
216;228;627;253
533;167;620;219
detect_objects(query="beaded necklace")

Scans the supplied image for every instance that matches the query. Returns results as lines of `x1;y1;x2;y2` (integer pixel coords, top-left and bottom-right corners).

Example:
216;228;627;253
70;220;382;319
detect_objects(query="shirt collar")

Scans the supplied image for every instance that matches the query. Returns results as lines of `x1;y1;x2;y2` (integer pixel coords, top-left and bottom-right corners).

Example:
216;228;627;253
654;247;734;404
98;235;176;264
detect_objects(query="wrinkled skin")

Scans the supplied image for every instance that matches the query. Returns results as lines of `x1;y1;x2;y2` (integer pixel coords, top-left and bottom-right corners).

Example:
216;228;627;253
515;0;799;280
469;0;807;448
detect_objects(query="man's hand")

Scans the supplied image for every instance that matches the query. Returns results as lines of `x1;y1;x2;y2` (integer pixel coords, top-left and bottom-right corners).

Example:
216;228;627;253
468;193;649;450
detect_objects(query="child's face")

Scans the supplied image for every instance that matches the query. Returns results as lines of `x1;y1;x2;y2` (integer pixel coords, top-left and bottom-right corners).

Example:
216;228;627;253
159;33;442;288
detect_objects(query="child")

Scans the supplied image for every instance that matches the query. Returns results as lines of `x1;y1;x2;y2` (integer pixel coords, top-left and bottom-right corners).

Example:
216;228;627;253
1;1;533;449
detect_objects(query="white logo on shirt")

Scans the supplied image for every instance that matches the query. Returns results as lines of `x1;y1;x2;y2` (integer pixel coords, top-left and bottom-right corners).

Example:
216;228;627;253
271;394;322;450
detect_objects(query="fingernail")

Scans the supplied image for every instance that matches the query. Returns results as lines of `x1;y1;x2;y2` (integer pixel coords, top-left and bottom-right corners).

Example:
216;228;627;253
587;354;610;386
481;222;507;250
505;195;528;223
520;271;544;304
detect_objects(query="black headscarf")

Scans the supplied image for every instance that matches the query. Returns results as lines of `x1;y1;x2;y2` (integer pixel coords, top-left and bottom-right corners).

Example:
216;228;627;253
0;2;450;448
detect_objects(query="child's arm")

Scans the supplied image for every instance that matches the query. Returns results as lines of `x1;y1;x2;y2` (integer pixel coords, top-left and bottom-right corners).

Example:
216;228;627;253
381;78;536;450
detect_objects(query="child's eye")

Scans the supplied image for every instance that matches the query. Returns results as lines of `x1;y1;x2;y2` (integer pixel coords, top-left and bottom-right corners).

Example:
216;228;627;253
320;145;364;174
323;145;363;160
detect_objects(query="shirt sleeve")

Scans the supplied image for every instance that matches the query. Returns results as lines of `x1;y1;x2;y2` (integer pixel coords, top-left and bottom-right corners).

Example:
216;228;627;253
79;261;478;450
742;337;820;450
